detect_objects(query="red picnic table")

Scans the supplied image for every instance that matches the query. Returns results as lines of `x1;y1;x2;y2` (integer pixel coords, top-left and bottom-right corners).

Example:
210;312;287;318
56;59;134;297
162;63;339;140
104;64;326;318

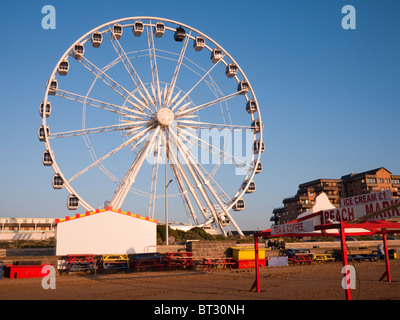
60;254;96;275
202;257;235;271
164;252;194;270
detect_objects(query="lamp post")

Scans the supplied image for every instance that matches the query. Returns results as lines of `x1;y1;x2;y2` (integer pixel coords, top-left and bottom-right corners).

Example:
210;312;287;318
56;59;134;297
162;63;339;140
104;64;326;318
164;127;173;245
165;169;173;245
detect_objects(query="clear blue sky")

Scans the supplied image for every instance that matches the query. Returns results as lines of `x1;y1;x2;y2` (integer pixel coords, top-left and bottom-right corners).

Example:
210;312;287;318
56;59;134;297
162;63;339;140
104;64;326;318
0;0;399;231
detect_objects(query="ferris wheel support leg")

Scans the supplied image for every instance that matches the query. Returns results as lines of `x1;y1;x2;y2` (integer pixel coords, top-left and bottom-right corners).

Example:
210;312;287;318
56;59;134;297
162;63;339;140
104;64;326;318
170;129;244;237
168;129;227;236
148;137;161;218
110;127;160;209
169;160;199;225
161;132;203;225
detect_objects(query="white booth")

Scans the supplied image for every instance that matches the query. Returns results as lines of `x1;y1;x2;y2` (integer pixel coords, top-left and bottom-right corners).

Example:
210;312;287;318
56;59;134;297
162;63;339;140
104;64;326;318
55;208;157;255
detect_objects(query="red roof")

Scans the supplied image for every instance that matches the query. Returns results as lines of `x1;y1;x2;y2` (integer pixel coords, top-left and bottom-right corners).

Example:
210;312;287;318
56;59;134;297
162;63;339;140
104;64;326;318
55;206;157;224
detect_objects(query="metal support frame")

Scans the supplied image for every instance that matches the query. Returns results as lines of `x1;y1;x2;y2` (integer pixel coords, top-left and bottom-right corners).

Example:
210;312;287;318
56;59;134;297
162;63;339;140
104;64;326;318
379;232;392;282
250;235;260;293
339;223;351;300
252;219;400;300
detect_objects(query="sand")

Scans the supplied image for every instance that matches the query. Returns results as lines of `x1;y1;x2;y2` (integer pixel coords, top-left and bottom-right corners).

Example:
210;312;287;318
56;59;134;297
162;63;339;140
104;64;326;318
1;259;399;300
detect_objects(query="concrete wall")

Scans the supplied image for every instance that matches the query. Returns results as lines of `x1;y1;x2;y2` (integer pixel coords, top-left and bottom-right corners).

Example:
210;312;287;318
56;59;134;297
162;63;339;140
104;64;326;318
0;248;55;257
186;241;236;259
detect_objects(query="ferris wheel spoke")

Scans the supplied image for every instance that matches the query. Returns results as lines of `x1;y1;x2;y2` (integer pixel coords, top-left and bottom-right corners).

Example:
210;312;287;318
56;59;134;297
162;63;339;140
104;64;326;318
147;24;162;109
163;31;191;108
176;133;236;210
167;128;227;235
163;130;200;225
169;128;243;236
173;125;250;169
67;126;151;183
175;91;241;118
176;119;254;131
161;132;202;224
148;136;162;219
170;55;224;111
49;122;147;140
168;158;199;225
77;55;152;115
106;27;155;111
110;126;161;209
55;88;148;119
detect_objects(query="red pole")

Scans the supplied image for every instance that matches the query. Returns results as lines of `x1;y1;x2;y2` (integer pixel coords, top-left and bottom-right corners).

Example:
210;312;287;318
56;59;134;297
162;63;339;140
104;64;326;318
383;233;391;282
250;235;261;292
255;236;260;292
339;223;351;301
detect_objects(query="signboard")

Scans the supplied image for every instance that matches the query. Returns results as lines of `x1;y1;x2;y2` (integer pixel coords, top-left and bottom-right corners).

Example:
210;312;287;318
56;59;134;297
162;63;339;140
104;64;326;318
271;220;314;235
320;197;400;225
340;190;391;207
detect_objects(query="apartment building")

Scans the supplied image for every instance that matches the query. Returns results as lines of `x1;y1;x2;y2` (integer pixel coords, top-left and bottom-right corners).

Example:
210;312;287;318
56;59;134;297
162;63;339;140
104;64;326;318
341;167;400;198
271;167;400;225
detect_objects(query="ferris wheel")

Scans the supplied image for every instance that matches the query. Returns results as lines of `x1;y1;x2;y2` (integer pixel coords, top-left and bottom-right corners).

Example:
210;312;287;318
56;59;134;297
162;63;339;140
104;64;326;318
38;17;264;236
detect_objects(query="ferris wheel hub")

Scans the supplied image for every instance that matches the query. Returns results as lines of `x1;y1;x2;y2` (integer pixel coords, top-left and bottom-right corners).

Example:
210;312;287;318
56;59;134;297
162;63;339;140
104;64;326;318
156;107;174;126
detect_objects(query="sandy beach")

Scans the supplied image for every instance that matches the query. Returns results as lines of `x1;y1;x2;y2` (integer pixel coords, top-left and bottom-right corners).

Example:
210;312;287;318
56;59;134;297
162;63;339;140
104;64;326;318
1;259;399;301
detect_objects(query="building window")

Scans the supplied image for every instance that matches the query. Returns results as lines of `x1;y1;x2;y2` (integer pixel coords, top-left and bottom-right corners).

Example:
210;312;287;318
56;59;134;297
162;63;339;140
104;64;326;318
385;179;391;184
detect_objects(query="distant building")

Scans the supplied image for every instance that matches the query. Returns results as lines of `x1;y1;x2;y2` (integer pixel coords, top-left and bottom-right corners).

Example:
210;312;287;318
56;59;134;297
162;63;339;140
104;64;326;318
0;217;55;240
271;167;400;225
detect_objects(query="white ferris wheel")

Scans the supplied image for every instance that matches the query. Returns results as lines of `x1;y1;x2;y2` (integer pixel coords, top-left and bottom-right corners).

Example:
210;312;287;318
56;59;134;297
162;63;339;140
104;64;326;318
39;17;264;236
